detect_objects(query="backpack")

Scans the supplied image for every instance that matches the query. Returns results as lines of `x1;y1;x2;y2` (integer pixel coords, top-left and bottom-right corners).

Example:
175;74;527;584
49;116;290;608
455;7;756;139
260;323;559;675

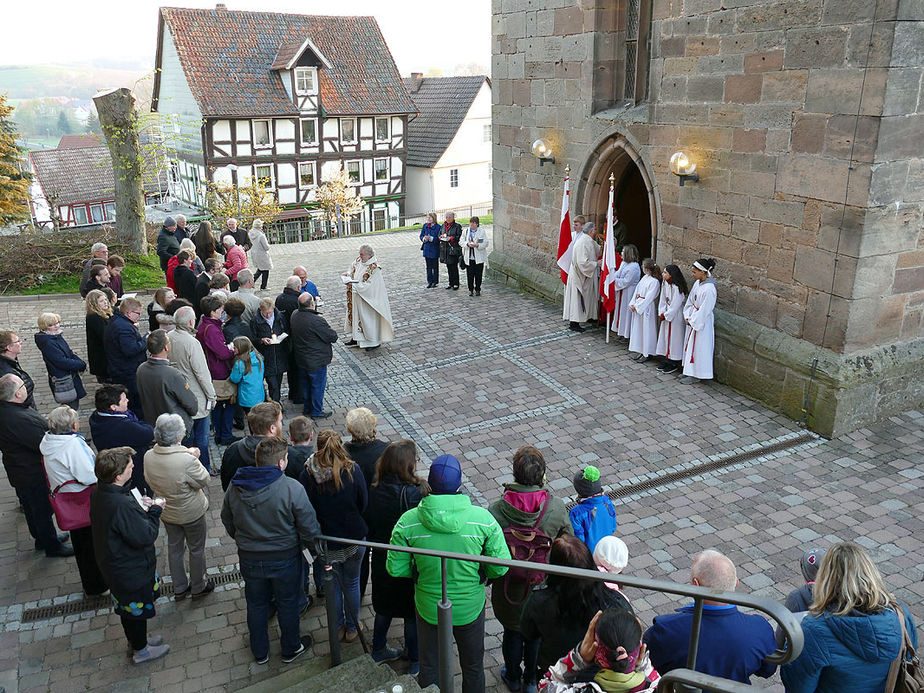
501;492;553;605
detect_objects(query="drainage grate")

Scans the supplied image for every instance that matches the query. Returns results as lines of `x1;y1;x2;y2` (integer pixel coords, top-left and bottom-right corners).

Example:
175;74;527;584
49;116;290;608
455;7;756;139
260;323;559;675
21;568;244;623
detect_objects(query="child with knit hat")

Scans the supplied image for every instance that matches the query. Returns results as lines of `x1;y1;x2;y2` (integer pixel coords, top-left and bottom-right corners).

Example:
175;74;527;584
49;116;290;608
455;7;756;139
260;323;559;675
784;547;826;613
569;465;618;552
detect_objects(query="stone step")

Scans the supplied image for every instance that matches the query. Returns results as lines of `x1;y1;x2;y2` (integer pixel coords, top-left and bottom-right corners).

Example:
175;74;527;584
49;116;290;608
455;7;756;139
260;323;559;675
240;653;397;693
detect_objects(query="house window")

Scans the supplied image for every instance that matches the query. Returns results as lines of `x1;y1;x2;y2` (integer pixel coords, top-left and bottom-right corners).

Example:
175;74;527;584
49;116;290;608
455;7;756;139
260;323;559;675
450;169;459;188
346;161;361;183
300;119;317;146
253;119;272;148
341;118;356;144
90;204;105;223
294;67;317;95
104;202;116;220
72;205;89;226
298;161;316;188
255;164;274;188
375;117;389;142
483;123;491;143
374;158;388;181
372;208;387;231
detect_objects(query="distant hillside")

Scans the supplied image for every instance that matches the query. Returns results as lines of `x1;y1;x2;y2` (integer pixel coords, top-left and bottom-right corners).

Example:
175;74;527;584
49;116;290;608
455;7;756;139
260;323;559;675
0;64;151;100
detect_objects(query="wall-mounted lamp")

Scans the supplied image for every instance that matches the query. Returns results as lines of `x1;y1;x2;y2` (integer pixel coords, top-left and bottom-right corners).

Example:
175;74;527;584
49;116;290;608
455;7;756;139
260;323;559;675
669;151;699;186
531;139;555;166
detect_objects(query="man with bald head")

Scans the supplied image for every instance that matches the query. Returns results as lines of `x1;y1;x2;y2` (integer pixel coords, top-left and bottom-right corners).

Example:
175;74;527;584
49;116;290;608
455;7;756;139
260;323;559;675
643;549;777;684
292;265;320;300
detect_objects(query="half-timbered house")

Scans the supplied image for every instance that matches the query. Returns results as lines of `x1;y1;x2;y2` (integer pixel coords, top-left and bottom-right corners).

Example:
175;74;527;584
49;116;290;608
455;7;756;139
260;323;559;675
151;5;418;232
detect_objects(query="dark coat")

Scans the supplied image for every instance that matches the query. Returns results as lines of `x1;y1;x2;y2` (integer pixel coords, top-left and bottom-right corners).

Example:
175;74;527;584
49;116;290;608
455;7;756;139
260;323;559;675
104;312;147;390
34;332;87;400
286;443;313;480
135;358;199;432
299;462;368;549
219;434;299;491
174;265;198;305
0;354;35;408
156;226;181;271
344;438;389;488
222;317;253;344
363;475;422;617
250;309;289;377
194;273;213;317
438;221;463;264
290;307;337;373
0;400;48;487
89;410;155;494
85;313;109;379
274;288;300;325
90;482;162;614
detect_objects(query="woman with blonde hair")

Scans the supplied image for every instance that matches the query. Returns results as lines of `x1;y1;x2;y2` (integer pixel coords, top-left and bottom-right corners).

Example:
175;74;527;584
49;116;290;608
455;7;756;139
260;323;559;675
344;407;389;486
35;312;87;409
299;430;368;643
86;289;113;382
781;541;918;693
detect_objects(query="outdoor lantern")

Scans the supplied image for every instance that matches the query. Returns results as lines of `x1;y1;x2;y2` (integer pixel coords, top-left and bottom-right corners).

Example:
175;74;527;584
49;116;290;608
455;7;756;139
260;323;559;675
531;139;555;166
669;151;699;186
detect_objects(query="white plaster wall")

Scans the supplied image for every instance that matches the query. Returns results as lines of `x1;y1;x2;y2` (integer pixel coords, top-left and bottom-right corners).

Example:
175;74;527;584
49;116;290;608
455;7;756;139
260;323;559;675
406;166;434;215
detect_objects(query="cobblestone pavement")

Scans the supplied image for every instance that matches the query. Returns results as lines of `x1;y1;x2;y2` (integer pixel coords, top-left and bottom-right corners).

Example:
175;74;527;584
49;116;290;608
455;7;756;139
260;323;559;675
0;229;921;692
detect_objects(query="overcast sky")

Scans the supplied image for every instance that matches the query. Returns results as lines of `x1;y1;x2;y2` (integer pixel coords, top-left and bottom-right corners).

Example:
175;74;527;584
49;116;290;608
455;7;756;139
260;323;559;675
1;0;491;75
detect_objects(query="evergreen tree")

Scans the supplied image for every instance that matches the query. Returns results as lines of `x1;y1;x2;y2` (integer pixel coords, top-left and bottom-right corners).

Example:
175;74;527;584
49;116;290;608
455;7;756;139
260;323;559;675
86;111;101;135
57;110;72;134
0;93;32;226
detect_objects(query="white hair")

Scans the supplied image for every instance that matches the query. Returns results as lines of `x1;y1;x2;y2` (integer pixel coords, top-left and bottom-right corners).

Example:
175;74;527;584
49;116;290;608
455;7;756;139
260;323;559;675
223;236;236;247
237;269;254;286
91;242;108;254
691;549;738;592
154;413;187;447
359;244;374;257
48;406;79;434
227;218;237;227
286;275;302;290
252;219;263;230
176;214;187;224
179;238;196;251
582;222;596;235
174;306;196;329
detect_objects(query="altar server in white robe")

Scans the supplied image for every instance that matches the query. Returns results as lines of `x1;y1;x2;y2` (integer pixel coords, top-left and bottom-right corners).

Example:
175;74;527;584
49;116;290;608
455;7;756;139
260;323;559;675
562;222;602;332
681;258;718;382
656;264;689;374
611;244;640;340
628;258;661;360
343;244;394;352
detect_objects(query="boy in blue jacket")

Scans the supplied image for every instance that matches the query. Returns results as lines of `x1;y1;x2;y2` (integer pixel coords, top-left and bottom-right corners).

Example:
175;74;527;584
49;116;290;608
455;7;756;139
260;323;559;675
569;465;617;552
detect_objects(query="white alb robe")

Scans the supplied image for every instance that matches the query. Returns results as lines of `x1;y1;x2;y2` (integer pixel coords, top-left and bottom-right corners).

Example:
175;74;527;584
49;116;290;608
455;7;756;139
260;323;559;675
562;233;600;323
611;261;640;338
628;274;661;357
655;282;686;361
682;279;716;379
344;256;394;348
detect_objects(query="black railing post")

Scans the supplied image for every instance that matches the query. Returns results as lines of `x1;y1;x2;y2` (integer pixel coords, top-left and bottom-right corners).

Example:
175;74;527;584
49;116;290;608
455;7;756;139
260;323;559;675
323;554;341;667
437;556;454;693
680;596;705;693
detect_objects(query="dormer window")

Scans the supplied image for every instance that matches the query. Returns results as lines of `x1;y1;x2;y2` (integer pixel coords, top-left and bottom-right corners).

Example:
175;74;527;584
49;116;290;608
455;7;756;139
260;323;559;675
295;67;318;95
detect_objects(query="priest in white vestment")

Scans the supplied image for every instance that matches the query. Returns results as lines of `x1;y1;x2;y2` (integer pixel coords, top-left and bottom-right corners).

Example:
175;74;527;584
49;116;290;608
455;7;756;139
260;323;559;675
343;244;394;351
562;222;602;332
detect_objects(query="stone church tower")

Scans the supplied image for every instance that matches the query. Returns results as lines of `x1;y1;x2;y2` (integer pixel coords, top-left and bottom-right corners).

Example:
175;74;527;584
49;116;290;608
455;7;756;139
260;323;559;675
489;0;924;437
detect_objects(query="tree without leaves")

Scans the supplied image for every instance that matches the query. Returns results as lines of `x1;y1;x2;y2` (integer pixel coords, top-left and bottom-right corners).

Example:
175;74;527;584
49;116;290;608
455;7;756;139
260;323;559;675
205;176;282;229
0;93;32;226
314;163;365;236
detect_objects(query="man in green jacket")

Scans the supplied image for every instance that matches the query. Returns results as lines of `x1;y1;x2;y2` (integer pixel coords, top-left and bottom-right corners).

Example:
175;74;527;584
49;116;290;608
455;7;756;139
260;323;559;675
388;454;510;693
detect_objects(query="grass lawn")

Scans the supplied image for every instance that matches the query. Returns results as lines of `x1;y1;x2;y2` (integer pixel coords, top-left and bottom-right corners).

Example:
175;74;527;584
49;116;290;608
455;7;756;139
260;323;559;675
20;254;164;296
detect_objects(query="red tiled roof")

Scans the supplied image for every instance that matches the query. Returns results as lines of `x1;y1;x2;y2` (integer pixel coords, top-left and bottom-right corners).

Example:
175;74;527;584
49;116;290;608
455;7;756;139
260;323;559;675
157;7;417;118
57;134;102;149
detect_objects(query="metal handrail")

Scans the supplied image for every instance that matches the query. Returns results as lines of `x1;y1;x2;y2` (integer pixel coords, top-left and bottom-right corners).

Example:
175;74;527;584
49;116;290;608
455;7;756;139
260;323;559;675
316;534;803;693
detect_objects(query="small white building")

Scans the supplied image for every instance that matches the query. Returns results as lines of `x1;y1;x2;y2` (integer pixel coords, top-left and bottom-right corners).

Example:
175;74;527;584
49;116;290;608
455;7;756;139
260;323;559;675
403;75;492;216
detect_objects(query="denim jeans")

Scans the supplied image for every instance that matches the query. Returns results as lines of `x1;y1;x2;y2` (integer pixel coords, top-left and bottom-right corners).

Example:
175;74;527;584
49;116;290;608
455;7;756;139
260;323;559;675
240;554;302;660
183;416;211;471
330;546;365;631
502;629;540;685
373;612;419;661
300;366;328;418
425;257;439;285
211;400;235;442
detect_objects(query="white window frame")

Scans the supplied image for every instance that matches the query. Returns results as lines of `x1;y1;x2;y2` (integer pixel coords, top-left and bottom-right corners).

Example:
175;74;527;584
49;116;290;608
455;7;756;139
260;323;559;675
299;118;318;146
450;168;459;188
346;160;361;184
72;205;89;226
294;67;318;95
340;118;357;144
90;203;105;223
253;119;273;149
372;207;387;231
298;161;316;189
483;123;491;143
375;117;390;143
104;202;116;220
374;158;388;182
254;164;275;189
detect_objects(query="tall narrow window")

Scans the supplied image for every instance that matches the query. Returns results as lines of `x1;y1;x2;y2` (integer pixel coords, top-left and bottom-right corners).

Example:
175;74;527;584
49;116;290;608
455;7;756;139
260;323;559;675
341;118;356;144
375;117;389;142
450;169;459;188
298;162;315;188
255;164;274;188
300;119;317;146
346;161;361;183
90;204;105;223
253;119;272;148
374;158;388;181
72;205;89;226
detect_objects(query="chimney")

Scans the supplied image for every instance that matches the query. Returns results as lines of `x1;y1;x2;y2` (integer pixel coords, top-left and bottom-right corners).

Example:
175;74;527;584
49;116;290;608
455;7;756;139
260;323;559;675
216;3;227;9
409;72;423;93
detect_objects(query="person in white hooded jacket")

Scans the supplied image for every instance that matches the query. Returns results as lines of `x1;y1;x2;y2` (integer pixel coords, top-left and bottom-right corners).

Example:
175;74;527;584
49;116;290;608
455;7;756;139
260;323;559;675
40;406;108;595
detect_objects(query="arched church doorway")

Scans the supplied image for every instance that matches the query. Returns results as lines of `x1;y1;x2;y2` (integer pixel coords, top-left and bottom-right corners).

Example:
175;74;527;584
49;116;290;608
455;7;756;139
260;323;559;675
576;133;657;261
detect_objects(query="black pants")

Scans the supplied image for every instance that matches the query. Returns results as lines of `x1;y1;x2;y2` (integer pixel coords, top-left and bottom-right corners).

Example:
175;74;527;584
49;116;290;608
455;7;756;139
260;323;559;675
446;261;460;288
71;526;108;594
253;269;270;290
265;373;283;403
417;606;486;692
15;483;62;553
425;257;439;285
121;616;147;651
230;279;240;292
465;262;484;292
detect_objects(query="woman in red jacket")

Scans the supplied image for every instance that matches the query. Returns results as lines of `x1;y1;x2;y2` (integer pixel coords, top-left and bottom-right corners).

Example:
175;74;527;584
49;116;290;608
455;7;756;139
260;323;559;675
222;236;248;292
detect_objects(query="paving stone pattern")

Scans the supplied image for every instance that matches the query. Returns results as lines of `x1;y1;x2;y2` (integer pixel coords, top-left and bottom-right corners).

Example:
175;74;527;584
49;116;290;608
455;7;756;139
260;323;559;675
0;230;921;692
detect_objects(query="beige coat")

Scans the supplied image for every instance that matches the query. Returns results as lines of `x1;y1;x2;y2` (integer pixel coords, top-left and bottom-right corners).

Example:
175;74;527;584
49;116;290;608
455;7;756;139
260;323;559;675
562;232;600;323
169;327;216;418
248;228;273;271
143;444;210;525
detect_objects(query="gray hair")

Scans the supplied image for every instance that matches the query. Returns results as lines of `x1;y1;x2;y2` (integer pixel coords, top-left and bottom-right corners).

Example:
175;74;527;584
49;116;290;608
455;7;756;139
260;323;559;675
0;374;21;402
691;549;738;592
359;244;374;257
176;214;186;224
298;292;315;308
223;236;236;247
252;219;263;230
91;242;108;254
179;238;196;251
227;218;237;227
154;413;187;446
286;275;302;290
237;269;254;286
582;222;596;235
174;306;196;330
48;406;79;434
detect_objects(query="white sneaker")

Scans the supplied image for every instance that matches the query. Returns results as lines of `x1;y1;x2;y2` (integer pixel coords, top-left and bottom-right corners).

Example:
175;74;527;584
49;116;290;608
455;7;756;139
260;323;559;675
133;643;170;664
